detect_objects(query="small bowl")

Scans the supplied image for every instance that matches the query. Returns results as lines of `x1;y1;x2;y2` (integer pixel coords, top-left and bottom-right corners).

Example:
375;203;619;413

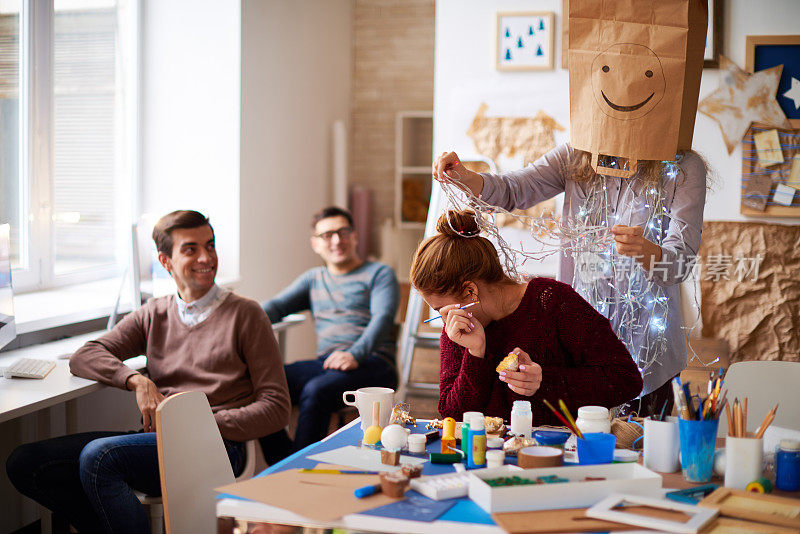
517;446;564;468
533;430;570;448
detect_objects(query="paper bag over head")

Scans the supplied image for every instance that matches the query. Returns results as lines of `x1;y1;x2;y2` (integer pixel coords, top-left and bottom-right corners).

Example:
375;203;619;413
568;0;708;177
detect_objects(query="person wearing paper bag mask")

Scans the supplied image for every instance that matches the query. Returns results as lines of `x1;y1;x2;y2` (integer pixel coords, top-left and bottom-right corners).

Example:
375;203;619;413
432;0;709;417
410;210;643;425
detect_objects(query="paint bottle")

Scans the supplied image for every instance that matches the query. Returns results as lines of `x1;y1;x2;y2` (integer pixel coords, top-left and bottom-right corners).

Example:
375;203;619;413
468;413;487;468
510;400;533;438
776;439;800;492
461;411;480;458
441;417;457;454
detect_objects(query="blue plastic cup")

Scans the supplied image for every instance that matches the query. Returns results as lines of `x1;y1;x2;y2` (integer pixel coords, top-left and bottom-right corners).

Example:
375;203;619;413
678;418;719;483
577;433;617;464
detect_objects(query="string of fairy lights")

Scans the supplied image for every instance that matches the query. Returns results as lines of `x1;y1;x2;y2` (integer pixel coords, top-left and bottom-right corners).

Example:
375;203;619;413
438;157;713;384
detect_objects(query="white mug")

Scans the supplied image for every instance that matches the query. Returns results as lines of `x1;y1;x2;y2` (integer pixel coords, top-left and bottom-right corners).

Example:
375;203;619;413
643;417;680;473
342;387;394;430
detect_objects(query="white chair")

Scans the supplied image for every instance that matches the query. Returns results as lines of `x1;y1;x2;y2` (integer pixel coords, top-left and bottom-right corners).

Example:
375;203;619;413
717;361;800;437
136;440;257;534
136;392;259;534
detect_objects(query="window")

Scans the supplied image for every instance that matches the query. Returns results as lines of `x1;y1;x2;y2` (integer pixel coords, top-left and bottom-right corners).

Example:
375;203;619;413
0;0;137;293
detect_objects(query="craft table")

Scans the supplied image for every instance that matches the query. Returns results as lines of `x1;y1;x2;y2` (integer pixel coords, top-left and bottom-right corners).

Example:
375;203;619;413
218;420;678;533
217;420;800;533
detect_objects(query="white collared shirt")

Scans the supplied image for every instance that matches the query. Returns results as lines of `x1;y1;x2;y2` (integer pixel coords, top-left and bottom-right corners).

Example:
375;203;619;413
175;284;230;327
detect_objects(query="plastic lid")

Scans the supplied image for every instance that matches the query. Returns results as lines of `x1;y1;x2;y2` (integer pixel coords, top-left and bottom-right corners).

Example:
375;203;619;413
462;411;481;423
780;439;800;451
470;415;485;430
577;406;609;420
487;437;504;449
613;449;640;462
512;400;532;411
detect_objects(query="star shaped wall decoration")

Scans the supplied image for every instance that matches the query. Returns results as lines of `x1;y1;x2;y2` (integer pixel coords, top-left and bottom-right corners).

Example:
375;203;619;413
698;55;791;154
784;77;800;111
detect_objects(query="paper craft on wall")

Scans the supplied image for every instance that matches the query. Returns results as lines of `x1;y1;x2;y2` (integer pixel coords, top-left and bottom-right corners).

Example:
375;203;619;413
496;12;554;71
698;56;791;154
466;103;565;167
741;126;800;217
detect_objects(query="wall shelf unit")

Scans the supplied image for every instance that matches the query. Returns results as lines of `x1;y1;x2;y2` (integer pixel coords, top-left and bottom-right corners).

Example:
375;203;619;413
395;111;434;229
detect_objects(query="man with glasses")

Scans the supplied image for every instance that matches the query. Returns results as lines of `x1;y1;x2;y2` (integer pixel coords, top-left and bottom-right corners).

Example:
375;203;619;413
260;206;399;453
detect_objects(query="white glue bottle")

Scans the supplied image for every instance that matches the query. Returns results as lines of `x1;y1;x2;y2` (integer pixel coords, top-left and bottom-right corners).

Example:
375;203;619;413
510;400;533;438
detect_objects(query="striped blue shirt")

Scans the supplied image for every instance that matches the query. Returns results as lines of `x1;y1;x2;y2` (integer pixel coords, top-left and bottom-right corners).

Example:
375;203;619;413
261;261;399;364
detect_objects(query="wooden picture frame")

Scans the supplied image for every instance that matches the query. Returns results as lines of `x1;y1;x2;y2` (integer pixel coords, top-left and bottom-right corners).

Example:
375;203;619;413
746;35;800;128
496;11;554;72
698;487;800;529
587;494;718;534
703;0;723;68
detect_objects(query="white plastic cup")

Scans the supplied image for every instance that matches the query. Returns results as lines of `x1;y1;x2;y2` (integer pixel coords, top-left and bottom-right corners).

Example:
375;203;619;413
643;417;680;473
725;436;763;489
407;434;426;454
486;449;505;469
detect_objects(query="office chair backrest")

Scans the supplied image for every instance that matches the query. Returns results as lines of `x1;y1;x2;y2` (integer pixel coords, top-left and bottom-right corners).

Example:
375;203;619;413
156;391;235;534
717;361;800;437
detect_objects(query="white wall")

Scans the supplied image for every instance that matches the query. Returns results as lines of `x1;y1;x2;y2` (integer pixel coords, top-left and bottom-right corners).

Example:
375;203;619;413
239;0;352;361
434;0;800;226
141;0;241;280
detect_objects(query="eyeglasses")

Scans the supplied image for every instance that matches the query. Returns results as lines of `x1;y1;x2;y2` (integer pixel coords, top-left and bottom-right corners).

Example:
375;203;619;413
313;226;354;242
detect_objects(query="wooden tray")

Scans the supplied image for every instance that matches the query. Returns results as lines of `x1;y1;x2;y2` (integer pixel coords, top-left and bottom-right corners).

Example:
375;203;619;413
698;487;800;529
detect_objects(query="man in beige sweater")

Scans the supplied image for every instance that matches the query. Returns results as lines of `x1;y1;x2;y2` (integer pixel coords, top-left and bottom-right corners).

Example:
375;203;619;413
6;210;290;534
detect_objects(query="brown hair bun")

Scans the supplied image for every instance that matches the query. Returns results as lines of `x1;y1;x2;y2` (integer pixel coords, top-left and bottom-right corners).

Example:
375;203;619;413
435;210;480;238
411;209;513;296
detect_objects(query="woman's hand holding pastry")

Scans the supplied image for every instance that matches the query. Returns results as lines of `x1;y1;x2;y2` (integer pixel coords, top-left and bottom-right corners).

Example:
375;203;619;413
498;348;542;396
441;303;486;358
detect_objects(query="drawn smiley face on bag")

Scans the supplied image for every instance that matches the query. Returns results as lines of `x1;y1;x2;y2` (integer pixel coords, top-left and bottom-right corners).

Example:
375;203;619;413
591;43;666;121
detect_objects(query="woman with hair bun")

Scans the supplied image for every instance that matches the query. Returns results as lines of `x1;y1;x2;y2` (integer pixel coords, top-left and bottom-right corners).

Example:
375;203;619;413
410;209;642;425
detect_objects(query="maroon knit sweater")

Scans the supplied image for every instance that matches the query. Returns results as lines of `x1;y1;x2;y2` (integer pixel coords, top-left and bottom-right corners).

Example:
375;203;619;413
438;278;643;425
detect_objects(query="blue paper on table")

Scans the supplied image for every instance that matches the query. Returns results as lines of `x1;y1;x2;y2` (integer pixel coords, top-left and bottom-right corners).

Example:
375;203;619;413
360;490;458;522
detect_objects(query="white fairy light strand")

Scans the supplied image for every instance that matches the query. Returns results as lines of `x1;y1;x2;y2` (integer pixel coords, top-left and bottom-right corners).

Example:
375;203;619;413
437;157;711;383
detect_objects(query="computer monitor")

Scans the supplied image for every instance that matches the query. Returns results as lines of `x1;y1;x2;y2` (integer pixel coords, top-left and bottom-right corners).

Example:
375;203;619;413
0;223;16;350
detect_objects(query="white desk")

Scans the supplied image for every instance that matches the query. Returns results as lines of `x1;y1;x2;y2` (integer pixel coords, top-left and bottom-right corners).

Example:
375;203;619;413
0;332;146;429
0;313;305;427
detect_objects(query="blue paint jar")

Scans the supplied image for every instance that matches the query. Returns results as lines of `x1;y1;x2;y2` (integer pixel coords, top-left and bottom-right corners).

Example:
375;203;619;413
776;439;800;492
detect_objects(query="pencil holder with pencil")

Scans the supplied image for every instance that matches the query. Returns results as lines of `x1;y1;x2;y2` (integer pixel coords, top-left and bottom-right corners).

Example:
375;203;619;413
678;418;719;483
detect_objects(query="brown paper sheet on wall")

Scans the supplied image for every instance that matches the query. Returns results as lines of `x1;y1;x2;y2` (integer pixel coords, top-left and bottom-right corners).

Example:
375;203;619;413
466;103;565;167
568;0;708;177
699;221;800;363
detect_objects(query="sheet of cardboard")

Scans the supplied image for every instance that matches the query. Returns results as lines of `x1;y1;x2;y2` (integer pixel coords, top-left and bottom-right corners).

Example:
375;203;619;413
216;464;396;521
492;507;639;533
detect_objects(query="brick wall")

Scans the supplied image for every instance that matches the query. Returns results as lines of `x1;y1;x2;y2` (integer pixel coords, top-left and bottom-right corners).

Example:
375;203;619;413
350;0;435;253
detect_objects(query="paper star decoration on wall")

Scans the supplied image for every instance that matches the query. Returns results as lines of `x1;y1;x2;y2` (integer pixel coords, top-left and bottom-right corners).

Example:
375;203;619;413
784;77;800;111
698;56;791;154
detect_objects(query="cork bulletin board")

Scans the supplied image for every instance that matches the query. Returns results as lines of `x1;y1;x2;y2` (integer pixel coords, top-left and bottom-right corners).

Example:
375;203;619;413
740;126;800;217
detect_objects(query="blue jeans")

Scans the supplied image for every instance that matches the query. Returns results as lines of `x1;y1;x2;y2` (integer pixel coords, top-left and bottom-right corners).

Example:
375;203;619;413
262;354;396;454
6;431;244;534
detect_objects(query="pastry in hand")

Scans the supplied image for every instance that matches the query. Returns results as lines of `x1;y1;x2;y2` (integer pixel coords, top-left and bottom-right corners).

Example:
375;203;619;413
496;352;519;373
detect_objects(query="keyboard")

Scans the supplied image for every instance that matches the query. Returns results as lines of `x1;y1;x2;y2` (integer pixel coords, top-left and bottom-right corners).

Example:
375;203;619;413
4;358;56;379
